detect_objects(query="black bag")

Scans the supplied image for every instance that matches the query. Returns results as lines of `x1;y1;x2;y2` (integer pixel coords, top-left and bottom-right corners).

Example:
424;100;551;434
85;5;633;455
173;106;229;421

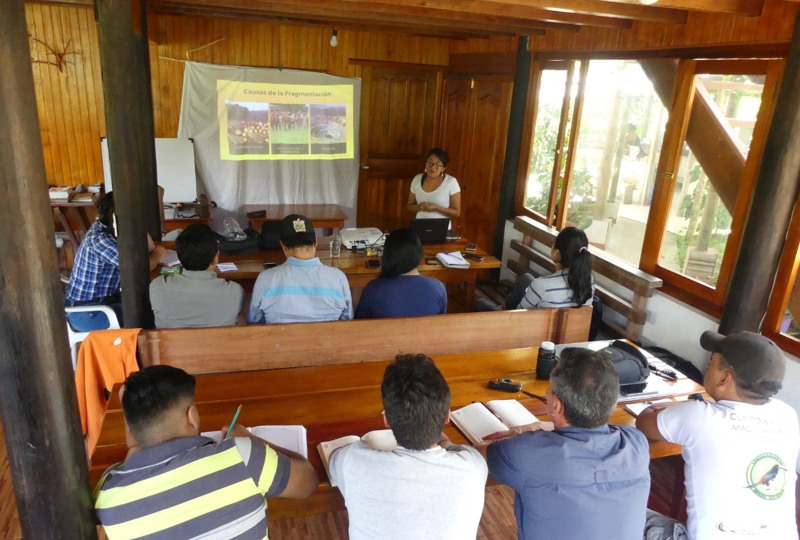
597;340;651;394
259;221;281;250
218;228;262;255
644;345;703;385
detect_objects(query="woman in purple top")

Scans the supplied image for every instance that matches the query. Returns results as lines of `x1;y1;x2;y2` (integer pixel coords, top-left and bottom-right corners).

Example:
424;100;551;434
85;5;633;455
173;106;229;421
355;228;447;319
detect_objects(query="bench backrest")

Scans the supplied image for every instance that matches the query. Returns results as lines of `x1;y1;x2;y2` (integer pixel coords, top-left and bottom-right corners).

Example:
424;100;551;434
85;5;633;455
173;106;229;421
139;307;591;374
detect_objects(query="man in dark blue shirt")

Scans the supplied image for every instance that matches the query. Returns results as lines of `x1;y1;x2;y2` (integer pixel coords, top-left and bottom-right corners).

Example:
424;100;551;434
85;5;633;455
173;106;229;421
484;347;650;540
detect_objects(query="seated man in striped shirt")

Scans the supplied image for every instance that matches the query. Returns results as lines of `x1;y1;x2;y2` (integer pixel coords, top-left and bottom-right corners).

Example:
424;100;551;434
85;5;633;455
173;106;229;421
248;214;353;324
94;365;318;539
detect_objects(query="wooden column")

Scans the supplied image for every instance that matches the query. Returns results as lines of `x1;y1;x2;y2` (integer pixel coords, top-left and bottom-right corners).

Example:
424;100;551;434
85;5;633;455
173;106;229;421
720;14;800;334
493;36;531;259
95;0;159;328
0;1;96;537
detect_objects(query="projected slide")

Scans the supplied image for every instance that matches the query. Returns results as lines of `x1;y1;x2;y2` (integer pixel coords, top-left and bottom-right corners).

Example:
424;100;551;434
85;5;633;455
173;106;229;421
217;80;354;160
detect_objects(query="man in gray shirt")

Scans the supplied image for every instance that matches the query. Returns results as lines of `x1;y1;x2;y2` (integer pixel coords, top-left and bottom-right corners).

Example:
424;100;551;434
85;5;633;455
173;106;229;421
329;354;488;540
150;224;244;328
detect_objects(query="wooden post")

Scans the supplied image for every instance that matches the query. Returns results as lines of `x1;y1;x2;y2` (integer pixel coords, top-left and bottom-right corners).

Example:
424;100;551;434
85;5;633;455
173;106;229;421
720;14;800;334
0;1;96;537
95;0;159;328
493;36;531;259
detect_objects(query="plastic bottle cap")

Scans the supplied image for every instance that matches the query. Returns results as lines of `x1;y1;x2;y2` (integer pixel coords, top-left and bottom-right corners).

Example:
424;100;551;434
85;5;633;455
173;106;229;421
541;341;555;351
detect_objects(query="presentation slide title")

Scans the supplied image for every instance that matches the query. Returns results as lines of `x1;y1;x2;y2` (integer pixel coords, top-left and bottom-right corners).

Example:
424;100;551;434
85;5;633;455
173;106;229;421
243;89;333;98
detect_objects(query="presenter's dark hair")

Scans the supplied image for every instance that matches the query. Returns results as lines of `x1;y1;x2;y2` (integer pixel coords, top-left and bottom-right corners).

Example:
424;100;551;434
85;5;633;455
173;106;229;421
425;148;450;168
122;365;196;439
380;228;423;278
550;348;618;428
382;354;450;450
96;191;115;229
554;227;593;305
176;224;219;271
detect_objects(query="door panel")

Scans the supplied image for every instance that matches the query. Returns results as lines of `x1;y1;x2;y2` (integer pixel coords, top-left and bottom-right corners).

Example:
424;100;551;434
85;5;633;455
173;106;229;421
358;66;439;231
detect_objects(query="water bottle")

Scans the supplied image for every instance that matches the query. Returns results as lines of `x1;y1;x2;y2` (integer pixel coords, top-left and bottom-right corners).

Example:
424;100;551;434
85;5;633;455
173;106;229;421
536;341;557;380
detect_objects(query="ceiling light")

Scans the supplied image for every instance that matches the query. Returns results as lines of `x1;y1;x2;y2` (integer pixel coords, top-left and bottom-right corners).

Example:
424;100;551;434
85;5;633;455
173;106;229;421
639;0;659;4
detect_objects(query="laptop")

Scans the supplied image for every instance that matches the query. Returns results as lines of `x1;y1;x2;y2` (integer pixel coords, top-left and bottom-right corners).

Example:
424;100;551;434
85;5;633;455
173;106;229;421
410;218;450;244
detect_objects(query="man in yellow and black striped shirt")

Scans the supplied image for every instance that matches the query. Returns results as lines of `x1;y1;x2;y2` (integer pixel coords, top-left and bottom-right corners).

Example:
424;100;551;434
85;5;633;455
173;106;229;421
94;365;317;539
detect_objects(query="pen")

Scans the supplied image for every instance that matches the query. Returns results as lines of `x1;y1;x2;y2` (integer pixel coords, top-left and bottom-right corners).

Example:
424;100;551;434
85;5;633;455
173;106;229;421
224;405;242;439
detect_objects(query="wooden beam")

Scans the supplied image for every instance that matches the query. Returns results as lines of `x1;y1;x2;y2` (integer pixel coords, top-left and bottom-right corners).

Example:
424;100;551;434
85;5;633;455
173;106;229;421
480;0;688;23
155;0;575;35
595;0;764;16
721;15;800;334
95;0;158;328
0;1;96;537
158;0;634;29
533;41;790;61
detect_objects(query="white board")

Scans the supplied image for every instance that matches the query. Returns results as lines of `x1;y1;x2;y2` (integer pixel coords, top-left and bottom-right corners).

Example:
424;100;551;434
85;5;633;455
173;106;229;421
101;138;198;203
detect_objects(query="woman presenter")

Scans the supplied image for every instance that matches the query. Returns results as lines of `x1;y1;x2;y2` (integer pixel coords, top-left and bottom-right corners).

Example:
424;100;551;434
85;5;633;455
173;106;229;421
407;148;461;223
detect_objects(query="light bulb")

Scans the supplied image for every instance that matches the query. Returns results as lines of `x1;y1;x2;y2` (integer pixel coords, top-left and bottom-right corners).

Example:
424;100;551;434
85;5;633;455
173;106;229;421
330;29;338;47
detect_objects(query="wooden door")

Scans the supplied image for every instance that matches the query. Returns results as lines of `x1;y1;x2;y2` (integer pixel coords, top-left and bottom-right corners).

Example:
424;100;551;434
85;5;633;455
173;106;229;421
440;76;513;252
357;65;440;232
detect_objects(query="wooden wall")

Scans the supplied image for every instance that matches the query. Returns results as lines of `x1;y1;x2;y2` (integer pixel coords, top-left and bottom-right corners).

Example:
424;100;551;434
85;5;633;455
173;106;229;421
24;3;452;187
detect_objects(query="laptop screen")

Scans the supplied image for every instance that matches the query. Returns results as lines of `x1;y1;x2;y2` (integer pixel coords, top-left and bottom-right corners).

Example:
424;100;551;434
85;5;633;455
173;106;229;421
410;218;450;244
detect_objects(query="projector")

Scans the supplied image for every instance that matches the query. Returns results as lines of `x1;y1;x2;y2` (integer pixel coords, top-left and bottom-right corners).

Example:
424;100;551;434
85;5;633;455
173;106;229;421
340;227;385;249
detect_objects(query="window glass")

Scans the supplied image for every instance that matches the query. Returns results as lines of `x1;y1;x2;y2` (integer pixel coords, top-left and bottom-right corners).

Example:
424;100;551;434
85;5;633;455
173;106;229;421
523;69;569;219
565;60;668;265
658;74;764;286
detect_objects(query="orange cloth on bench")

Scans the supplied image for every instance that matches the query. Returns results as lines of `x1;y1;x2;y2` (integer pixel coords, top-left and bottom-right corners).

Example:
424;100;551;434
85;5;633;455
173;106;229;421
74;328;140;456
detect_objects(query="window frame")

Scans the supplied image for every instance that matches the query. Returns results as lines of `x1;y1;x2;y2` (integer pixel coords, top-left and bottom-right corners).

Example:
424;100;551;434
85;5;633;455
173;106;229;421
515;56;783;316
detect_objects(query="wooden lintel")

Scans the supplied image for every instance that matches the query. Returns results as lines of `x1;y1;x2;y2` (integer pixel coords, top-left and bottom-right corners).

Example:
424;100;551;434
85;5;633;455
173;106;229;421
482;0;688;23
532;41;790;61
595;0;764;17
448;52;519;76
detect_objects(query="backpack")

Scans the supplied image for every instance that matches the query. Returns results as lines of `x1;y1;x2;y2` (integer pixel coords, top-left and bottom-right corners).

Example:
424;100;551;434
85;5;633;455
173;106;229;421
597;340;651;394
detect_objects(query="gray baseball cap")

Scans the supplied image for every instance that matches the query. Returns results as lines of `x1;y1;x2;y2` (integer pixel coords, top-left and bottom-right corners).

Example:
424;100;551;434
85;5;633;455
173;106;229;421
700;330;786;393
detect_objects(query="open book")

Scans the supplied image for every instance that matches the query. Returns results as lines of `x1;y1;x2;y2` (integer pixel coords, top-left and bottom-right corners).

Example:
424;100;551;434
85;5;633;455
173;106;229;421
201;425;308;458
451;400;539;445
436;251;470;269
318;429;397;487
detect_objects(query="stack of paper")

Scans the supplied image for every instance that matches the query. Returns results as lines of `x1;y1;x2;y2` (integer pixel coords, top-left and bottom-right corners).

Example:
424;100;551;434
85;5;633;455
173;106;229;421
436;251;470;269
49;186;73;200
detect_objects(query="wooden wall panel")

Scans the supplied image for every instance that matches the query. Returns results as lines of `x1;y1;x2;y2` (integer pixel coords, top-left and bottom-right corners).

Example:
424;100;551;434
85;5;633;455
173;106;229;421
24;4;451;187
523;1;800;54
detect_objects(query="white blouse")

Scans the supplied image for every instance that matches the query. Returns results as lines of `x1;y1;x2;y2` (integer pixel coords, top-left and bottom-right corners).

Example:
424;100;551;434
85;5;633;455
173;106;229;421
410;173;461;220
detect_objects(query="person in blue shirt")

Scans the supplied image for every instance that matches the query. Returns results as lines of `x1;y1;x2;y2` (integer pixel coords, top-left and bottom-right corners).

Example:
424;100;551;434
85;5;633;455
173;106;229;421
65;191;165;330
483;347;651;540
355;228;446;319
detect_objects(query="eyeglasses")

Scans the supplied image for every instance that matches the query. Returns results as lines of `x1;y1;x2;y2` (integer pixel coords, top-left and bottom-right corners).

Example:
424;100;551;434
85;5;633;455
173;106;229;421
426;160;444;168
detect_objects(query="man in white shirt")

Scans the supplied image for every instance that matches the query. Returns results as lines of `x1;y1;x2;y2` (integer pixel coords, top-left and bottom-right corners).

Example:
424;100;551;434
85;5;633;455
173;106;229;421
637;331;799;540
329;354;488;540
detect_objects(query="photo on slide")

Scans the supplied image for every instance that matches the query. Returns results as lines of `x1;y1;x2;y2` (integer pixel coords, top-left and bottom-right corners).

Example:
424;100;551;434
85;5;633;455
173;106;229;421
310;104;347;155
270;104;310;155
225;101;270;155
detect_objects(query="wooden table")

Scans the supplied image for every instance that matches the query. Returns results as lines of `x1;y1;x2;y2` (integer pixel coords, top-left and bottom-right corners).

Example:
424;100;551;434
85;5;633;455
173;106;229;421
90;346;703;520
243;204;347;235
158;238;500;308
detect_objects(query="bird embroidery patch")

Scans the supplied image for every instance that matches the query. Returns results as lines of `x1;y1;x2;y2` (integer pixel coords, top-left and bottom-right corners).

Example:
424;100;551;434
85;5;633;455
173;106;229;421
745;453;788;500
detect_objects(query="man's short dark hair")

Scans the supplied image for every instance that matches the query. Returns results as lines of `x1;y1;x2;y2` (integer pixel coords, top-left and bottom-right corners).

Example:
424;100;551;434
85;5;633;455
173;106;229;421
381;354;450;450
176;224;219;270
96;191;115;229
380;228;423;278
550;348;618;428
122;365;196;440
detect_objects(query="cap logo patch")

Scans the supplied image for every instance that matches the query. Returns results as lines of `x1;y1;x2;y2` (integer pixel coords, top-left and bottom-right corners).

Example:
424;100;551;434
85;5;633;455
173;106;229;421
292;219;307;233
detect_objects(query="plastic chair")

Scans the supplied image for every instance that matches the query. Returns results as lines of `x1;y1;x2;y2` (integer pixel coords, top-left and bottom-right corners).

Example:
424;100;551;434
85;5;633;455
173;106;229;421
65;305;120;370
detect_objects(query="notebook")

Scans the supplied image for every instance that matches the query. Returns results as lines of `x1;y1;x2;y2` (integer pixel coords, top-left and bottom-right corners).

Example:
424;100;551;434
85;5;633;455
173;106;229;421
451;400;540;445
410;218;450;244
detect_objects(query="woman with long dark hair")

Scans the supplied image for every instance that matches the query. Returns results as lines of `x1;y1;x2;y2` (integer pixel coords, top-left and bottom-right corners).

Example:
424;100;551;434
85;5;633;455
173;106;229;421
355;228;447;318
477;227;593;310
407;148;461;222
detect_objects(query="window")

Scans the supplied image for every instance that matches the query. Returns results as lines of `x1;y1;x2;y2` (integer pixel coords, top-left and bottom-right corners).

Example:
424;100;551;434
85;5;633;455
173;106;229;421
517;57;782;314
764;194;800;358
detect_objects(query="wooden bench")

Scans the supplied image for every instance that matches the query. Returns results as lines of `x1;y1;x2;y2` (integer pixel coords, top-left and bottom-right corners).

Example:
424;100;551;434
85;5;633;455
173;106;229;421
138;307;592;374
509;216;662;342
